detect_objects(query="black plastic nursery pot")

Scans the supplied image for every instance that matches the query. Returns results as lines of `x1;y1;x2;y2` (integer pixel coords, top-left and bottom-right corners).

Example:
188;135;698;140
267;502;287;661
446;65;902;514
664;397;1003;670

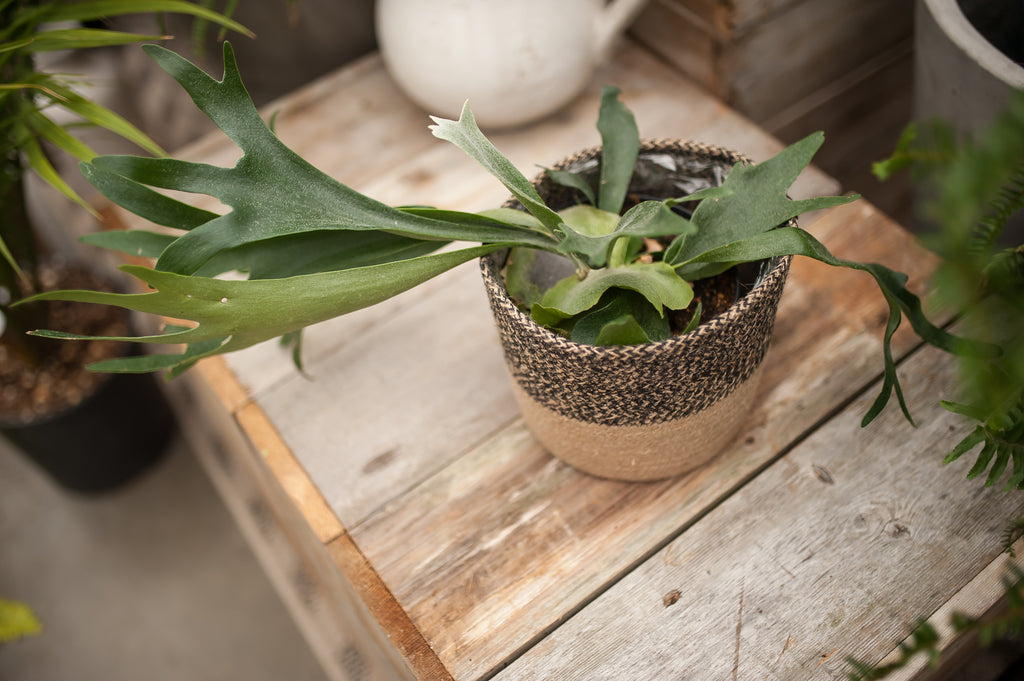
1;350;176;493
1;289;177;496
480;140;792;481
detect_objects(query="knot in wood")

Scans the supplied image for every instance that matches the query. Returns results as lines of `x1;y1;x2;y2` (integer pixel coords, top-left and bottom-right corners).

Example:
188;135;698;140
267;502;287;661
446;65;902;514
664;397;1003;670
883;520;910;538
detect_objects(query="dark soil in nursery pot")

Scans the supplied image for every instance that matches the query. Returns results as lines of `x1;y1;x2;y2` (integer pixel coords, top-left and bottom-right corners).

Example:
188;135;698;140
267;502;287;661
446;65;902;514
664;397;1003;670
0;262;176;493
667;270;738;336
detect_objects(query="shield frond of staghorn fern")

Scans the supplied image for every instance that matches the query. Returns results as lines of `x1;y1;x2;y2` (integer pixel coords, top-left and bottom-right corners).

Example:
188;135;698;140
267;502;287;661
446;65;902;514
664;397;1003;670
19;42;983;433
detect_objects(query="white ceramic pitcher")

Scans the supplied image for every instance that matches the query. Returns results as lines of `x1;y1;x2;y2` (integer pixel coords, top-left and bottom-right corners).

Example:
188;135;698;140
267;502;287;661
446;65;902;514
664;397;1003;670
375;0;651;129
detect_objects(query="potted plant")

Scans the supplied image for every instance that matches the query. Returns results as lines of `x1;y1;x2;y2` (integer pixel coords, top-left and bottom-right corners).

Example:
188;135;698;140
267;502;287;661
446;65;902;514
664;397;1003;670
19;43;980;481
0;1;247;492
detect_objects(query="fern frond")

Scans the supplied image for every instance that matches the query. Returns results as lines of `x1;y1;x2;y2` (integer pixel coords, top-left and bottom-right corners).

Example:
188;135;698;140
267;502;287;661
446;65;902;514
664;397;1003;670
846;620;940;681
970;171;1023;253
846;567;1024;680
1002;520;1024;556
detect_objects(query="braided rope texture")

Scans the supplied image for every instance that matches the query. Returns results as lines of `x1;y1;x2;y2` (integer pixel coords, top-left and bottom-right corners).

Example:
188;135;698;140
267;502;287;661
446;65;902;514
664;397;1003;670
480;140;792;428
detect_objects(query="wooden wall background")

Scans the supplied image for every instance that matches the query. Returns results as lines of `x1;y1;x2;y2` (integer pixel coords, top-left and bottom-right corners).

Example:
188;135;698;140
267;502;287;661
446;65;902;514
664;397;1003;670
629;0;915;225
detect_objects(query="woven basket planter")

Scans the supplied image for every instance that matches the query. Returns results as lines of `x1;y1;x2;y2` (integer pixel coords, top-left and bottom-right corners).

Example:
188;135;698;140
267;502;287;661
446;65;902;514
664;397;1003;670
480;140;792;481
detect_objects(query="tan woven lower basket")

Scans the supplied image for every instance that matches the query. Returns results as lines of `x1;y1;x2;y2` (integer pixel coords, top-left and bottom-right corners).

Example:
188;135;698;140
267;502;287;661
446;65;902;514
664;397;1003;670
480;140;792;481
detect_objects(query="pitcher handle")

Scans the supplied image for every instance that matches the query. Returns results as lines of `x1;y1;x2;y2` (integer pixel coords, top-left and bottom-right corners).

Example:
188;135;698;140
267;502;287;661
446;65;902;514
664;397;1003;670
595;0;652;62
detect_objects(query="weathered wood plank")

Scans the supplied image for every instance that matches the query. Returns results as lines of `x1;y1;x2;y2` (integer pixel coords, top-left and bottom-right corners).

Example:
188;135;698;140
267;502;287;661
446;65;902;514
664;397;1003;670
348;200;948;681
884;538;1024;681
727;0;913;122
162;365;415;681
218;42;842;529
492;343;1024;680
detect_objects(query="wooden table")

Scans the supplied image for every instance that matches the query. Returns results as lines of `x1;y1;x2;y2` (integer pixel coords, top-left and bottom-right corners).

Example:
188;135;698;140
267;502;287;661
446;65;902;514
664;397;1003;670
127;42;1024;681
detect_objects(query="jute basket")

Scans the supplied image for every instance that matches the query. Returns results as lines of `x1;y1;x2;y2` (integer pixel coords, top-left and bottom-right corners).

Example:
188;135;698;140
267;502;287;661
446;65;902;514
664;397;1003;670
480;140;792;481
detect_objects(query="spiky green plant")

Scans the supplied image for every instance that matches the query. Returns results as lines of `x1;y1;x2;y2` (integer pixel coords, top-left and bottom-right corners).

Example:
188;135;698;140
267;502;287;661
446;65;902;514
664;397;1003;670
0;0;249;366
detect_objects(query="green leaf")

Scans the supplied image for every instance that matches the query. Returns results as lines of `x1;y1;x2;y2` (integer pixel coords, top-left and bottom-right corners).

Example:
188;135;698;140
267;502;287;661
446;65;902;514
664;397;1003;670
80;230;177;259
474;207;546;232
872;122;920;182
280;329;307;374
399;206;552;240
967;441;997;479
679;301;702;335
670;132;859;279
83;44;554;276
558;200;695;268
39;1;252;38
26;110;94;162
22;130;95;214
41;80;164;157
545;168;596;206
80;162;220;231
570;290;670;345
24;244;506;375
505;248;550;310
16;28;167;52
194;230;446;279
986;447;1011;487
559;204;621;236
537;261;693;320
0;234;25;285
596;85;639;215
89;335;227;374
679;225;996;426
429;101;563;235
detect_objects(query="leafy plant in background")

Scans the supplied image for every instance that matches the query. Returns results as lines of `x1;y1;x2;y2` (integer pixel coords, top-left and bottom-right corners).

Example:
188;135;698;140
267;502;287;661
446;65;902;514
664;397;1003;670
20;43;982;434
845;92;1024;680
846;567;1024;681
874;92;1024;489
0;0;249;366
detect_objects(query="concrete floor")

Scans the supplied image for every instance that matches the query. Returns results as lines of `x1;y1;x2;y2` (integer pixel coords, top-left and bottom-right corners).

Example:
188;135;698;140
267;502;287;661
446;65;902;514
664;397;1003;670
0;433;328;681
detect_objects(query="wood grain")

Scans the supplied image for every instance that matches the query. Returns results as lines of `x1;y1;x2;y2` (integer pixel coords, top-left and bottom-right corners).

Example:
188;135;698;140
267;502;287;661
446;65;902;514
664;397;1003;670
492;344;1024;680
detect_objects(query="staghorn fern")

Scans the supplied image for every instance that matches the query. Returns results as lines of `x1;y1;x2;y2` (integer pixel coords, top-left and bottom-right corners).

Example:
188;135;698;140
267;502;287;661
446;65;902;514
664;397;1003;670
16;39;976;441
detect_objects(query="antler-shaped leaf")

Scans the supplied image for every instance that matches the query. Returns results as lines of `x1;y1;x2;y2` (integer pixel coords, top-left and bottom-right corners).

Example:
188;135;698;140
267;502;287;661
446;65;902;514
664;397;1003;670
81;43;556;277
23;244;505;376
679;226;999;425
670;132;859;279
